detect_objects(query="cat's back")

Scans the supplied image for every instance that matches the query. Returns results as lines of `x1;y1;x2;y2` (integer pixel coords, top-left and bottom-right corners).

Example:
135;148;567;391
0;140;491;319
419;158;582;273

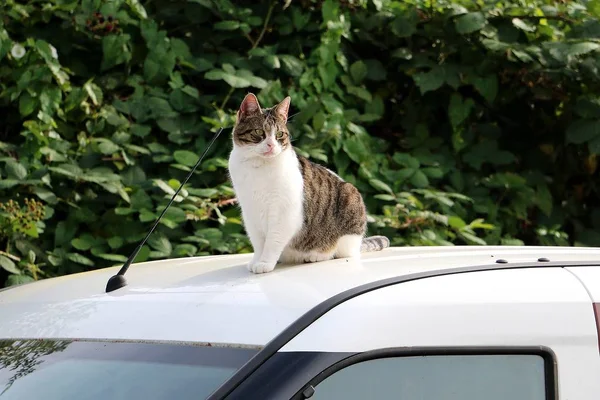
296;154;353;194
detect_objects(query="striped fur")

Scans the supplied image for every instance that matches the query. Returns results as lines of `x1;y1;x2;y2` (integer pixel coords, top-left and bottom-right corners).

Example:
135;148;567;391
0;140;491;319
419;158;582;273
360;235;390;252
228;93;390;274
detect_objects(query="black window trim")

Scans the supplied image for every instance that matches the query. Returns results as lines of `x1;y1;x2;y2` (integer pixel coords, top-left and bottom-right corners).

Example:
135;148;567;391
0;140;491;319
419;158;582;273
291;346;558;400
209;260;600;400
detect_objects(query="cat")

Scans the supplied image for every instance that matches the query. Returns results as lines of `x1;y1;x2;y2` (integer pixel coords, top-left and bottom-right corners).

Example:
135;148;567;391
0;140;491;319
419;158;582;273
228;93;390;274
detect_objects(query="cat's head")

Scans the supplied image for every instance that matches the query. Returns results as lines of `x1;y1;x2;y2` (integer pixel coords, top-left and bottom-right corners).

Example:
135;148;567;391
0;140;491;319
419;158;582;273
232;93;291;159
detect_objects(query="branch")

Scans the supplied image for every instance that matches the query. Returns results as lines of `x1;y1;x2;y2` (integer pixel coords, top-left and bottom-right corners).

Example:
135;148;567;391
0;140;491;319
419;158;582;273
250;2;276;52
216;197;238;207
220;87;235;110
0;250;20;262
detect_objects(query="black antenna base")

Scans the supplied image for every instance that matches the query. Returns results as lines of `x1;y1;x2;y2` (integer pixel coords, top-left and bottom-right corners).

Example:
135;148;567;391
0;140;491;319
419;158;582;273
106;274;127;293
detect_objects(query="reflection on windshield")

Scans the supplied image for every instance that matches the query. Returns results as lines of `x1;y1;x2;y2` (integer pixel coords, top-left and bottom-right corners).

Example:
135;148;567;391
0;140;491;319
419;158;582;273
0;340;70;396
0;339;257;400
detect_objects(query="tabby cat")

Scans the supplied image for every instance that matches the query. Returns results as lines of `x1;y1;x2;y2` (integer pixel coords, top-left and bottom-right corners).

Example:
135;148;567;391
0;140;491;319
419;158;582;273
228;93;389;274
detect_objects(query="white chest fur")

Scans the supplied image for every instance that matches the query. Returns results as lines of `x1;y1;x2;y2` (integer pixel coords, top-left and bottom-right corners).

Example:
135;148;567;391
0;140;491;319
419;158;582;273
228;147;304;243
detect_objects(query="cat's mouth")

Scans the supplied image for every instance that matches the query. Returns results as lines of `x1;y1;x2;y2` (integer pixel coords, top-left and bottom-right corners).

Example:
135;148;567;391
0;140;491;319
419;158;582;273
261;148;277;157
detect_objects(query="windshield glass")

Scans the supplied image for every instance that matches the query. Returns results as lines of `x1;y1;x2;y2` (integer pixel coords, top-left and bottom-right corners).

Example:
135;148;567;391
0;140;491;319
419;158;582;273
0;339;257;399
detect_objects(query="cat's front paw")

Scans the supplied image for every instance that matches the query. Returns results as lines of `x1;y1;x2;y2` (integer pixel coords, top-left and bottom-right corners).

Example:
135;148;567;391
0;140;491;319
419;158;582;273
247;261;276;274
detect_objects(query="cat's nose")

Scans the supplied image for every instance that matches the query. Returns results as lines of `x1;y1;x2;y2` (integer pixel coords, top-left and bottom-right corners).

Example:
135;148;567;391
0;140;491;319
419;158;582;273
266;142;274;149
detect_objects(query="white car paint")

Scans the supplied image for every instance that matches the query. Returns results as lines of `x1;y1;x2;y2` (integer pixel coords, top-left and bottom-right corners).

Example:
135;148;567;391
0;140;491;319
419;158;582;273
1;246;600;347
281;267;600;399
566;266;600;301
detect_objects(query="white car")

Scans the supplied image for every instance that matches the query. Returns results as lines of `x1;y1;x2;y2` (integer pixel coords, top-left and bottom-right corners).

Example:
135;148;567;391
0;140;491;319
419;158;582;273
0;246;599;400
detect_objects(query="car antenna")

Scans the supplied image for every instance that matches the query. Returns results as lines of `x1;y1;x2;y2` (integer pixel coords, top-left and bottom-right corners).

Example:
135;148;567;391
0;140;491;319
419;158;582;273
105;126;225;293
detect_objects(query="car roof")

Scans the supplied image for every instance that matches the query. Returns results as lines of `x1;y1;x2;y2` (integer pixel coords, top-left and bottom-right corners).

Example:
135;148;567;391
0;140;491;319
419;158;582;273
1;246;600;346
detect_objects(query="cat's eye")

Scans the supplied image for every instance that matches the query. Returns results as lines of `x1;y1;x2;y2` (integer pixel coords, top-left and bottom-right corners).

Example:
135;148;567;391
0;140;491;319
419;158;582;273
275;131;284;139
254;129;265;137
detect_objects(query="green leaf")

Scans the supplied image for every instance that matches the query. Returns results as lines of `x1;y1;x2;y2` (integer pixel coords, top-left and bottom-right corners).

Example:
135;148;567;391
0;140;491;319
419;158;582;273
6;275;34;286
454;12;487;34
19;92;38;116
173;150;198;167
173;243;198;257
350;61;368;84
108;236;124;249
132;245;151;263
5;160;27;180
162;207;187;225
0;255;20;275
33;187;58;204
347;86;372;102
374;194;396;201
566;119;600;144
101;34;131;71
512;18;536;32
0;180;19;189
410;170;429;188
501;238;525;246
364;59;387;81
67;253;95;266
471;75;498;103
214;21;240;30
144;51;176;83
365;95;384;116
459;231;487;245
131;190;153;210
369;179;394;194
536;184;553;216
126;0;148;19
122;166;147;186
422;167;444;179
391;48;412;60
280;55;303;76
343;136;367;163
71;235;96;251
448;93;474;128
96;139;120;155
589;136;600;154
84;81;102;106
391;13;417;38
0;32;11;62
97;253;128;262
321;0;339;21
131;124;152;137
205;69;251;88
169;89;199;113
448;216;466;229
148;233;172;257
413;67;445;94
566;42;600;57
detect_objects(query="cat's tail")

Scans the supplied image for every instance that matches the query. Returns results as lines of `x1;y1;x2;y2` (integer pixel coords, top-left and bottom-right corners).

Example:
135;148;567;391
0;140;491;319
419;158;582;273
360;235;390;252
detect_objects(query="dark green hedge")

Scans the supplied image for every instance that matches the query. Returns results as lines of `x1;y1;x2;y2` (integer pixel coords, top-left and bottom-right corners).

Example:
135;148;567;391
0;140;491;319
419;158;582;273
1;0;600;286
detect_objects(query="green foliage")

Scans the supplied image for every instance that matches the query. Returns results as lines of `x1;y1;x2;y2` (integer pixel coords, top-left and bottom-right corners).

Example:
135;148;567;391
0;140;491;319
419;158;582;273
1;0;600;286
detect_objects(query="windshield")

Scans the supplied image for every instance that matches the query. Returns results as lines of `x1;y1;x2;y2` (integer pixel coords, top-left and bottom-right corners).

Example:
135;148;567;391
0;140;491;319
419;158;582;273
0;339;257;399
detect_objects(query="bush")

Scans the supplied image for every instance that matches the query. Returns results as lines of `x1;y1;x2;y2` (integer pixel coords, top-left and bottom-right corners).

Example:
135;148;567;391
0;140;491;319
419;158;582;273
1;0;600;286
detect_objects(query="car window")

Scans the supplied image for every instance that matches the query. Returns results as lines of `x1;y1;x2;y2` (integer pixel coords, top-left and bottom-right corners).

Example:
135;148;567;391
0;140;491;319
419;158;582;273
0;339;257;400
307;354;547;400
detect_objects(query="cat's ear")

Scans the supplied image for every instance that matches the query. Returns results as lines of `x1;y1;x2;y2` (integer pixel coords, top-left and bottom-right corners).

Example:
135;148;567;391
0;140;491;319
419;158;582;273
238;93;261;118
274;96;291;121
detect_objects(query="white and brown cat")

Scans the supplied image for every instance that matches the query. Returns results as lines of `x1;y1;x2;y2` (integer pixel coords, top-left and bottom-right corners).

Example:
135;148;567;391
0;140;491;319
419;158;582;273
228;93;389;274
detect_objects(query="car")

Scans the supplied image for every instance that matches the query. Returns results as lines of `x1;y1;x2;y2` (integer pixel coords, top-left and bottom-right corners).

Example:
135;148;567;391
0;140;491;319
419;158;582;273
0;245;599;400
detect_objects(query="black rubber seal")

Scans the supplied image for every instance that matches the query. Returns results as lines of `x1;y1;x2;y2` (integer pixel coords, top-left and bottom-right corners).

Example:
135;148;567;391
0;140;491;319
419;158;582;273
291;346;558;400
